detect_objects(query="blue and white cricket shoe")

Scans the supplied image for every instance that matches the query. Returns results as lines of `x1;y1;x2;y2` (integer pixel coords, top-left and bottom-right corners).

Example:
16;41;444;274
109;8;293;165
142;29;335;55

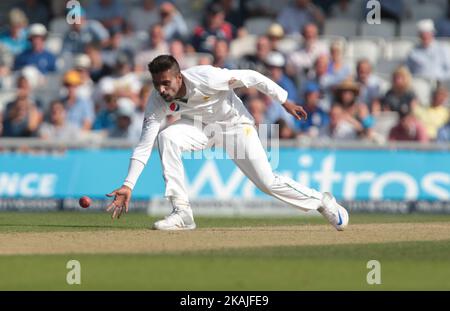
318;192;349;231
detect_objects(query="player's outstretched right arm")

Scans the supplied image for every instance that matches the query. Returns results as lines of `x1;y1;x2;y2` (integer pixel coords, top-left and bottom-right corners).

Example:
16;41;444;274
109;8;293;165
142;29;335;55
106;91;167;219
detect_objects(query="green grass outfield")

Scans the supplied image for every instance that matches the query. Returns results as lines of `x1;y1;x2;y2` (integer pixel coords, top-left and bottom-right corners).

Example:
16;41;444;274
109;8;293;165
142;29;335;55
0;212;449;290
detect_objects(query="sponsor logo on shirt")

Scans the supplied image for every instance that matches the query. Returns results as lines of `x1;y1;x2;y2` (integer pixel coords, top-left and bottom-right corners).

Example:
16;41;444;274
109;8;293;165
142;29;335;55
169;102;180;112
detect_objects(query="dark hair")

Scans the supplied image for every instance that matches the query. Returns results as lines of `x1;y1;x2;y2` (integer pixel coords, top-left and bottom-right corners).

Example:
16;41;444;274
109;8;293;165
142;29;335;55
148;55;180;75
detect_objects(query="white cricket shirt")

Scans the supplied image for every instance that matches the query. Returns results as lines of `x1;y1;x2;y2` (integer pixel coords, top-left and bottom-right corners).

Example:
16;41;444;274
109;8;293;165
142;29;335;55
123;65;288;189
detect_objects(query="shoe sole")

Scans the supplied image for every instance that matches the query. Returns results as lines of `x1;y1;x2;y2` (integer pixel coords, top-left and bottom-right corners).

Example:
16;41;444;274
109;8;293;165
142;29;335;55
152;223;197;231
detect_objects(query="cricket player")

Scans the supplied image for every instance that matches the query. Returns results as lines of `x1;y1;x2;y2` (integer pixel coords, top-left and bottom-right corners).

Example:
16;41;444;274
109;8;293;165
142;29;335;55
106;55;349;231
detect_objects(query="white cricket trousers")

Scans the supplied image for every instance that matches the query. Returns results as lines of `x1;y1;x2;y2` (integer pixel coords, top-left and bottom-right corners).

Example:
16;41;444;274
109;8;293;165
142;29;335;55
157;118;323;211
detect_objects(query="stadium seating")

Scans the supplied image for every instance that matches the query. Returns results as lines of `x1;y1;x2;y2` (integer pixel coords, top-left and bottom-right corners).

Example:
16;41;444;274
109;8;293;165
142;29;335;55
412;77;433;106
410;3;445;20
346;38;383;65
359;20;397;38
383;38;417;60
230;35;258;58
49;17;71;36
323;18;359;38
244;17;274;36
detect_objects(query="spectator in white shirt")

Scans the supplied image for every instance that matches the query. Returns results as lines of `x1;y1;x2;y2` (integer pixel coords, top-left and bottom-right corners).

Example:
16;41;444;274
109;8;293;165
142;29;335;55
407;19;450;82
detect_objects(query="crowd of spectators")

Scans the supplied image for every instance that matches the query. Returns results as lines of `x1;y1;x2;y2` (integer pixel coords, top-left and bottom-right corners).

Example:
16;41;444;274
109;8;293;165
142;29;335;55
0;0;450;144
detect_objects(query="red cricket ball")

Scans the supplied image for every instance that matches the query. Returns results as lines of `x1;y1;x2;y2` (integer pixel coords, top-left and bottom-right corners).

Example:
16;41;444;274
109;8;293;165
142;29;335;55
79;196;91;208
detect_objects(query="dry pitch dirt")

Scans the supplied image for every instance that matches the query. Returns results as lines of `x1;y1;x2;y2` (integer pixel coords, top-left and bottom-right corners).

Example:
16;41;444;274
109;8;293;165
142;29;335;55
0;222;449;255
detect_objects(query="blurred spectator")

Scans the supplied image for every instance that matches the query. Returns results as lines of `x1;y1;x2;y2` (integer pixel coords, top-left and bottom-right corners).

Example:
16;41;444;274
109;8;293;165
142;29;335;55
2;97;42;137
218;0;245;33
320;104;358;140
437;120;450;142
128;0;160;32
98;52;142;105
191;2;235;53
356;59;384;114
247;96;268;127
135;23;169;72
62;8;110;54
0;56;13;89
212;39;236;69
159;1;189;41
86;0;125;32
129;84;152;142
85;44;113;83
295;82;329;137
275;118;296;139
61;70;95;131
108;97;135;139
382;66;418;114
0;9;29;55
15;71;42;108
13;0;50;26
414;86;449;140
286;23;328;78
170;40;188;69
436;1;450;37
407;19;450;81
74;54;95;99
276;0;325;35
93;94;118;130
263;52;298;128
266;23;285;52
389;108;429;143
265;52;299;103
238;35;271;74
327;41;351;86
14;24;56;75
330;0;362;19
102;27;136;69
333;79;373;139
39;100;81;141
301;54;334;111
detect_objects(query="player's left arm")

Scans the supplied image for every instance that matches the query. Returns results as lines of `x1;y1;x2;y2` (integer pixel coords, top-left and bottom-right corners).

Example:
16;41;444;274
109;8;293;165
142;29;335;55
226;69;307;121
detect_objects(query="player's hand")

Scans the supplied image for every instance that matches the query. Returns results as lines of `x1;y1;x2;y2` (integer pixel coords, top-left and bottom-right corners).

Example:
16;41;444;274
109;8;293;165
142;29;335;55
282;101;308;121
106;185;132;219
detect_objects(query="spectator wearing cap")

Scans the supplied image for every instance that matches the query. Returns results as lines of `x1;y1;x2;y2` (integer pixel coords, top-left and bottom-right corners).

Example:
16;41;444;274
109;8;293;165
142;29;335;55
14;0;50;26
191;3;236;54
265;52;299;103
264;52;299;129
276;0;325;35
382;66;418;114
212;39;236;69
407;19;450;81
13;23;56;74
62;7;110;54
128;0;160;33
73;54;95;99
389;107;429;143
237;35;271;74
134;23;169;72
0;9;30;55
39;100;81;141
266;23;285;52
2;97;42;137
356;59;384;114
86;0;125;32
295;81;329;137
108;97;136;140
61;70;95;130
159;2;189;41
97;52;142;105
286;23;328;78
414;86;450;140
